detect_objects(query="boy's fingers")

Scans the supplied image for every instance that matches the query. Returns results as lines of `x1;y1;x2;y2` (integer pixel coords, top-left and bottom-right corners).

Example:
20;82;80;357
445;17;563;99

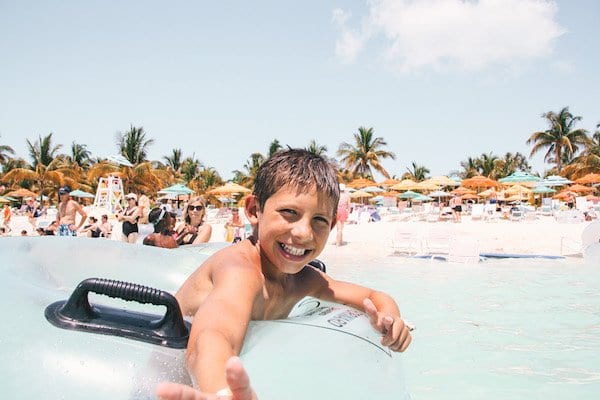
363;298;381;327
155;382;207;400
225;357;254;400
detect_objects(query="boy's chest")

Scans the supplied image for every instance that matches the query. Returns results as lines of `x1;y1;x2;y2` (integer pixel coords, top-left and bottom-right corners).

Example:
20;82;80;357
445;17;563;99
251;282;305;320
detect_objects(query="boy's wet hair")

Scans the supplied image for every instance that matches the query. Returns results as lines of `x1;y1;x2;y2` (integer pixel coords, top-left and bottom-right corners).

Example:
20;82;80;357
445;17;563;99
253;148;340;214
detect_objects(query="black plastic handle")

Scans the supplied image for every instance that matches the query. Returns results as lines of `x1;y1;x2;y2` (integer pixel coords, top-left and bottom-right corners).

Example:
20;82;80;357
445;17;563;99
46;277;190;348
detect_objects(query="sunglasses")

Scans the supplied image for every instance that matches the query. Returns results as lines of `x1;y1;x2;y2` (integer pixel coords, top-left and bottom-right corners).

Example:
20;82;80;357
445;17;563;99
188;205;204;211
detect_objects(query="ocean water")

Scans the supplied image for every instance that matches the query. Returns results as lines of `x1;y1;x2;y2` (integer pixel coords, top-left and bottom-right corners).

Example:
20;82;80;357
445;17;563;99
324;253;600;400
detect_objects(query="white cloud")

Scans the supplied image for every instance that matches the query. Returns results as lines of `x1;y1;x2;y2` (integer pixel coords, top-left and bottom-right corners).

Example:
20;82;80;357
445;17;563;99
333;0;566;73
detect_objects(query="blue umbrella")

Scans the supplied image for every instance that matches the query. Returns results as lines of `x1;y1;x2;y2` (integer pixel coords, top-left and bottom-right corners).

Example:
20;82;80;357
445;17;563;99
158;183;194;195
498;171;541;184
398;190;421;199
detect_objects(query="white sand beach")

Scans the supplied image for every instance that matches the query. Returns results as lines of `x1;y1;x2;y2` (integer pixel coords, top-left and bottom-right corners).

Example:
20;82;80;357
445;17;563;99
4;211;592;260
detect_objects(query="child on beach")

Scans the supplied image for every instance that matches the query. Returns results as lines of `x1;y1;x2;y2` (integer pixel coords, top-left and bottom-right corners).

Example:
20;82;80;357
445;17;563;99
156;149;412;400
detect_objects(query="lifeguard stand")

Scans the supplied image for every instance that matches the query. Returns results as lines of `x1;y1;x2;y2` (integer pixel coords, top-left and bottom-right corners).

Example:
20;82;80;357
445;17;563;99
93;175;125;214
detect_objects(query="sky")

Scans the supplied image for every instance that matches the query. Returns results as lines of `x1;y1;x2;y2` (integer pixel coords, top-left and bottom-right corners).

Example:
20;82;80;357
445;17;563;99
1;0;599;181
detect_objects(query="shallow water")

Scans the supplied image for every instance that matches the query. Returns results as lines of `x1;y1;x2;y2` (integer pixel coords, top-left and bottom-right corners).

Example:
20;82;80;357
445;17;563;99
323;253;600;400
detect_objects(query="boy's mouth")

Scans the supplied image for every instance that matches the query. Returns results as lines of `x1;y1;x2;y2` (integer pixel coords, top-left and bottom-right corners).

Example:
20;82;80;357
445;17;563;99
279;243;311;257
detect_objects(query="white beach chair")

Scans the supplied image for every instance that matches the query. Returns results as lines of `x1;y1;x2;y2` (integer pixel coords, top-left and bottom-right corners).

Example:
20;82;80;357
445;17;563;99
423;227;452;255
390;227;422;256
470;204;484;221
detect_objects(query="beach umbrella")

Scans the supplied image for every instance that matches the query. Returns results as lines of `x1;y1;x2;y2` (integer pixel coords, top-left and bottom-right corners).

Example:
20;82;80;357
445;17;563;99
106;154;134;167
574;173;600;185
424;176;461;187
397;190;421;199
461;176;500;189
540;175;572;187
531;185;556;194
349;190;372;199
411;194;433;202
460;193;480;200
378;178;401;187
362;186;385;193
0;197;10;203
158;183;195;195
567;184;595;193
504;185;532;195
69;189;95;199
6;188;38;198
390;179;418;191
451;186;476;195
347;178;378;189
414;181;440;191
207;182;251;196
498;171;541;185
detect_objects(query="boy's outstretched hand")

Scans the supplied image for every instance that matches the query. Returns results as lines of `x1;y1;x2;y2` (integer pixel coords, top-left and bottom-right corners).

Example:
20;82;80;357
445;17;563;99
363;298;412;352
156;357;256;400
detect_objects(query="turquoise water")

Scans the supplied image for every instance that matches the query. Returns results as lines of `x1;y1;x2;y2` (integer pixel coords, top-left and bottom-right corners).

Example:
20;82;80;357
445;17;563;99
324;253;600;400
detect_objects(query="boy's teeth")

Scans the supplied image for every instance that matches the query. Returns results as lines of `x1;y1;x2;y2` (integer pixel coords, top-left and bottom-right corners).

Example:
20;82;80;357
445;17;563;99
281;243;306;256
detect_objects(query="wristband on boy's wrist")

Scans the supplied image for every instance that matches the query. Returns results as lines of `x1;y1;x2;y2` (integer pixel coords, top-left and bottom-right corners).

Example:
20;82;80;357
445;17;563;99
216;387;232;397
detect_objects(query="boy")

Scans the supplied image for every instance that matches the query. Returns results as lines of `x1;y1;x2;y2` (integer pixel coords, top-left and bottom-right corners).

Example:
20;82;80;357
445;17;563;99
157;149;411;400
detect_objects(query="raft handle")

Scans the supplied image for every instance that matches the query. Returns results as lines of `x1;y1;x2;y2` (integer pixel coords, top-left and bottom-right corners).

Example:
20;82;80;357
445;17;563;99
45;277;190;349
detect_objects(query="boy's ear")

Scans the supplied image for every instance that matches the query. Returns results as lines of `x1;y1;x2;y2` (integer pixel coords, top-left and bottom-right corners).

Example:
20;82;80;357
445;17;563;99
244;195;260;224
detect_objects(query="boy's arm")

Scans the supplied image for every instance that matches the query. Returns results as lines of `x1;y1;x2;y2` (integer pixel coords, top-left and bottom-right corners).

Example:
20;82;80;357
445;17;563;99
312;274;411;352
185;264;261;394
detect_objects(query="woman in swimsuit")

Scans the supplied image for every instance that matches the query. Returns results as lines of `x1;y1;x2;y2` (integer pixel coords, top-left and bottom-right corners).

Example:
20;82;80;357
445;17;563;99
175;196;212;245
118;193;141;244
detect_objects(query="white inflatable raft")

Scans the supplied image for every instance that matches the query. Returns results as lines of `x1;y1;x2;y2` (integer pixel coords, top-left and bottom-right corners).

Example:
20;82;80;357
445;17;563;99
0;237;410;399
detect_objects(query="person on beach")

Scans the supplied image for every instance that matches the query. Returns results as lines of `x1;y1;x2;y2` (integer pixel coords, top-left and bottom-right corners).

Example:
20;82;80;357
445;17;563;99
137;190;151;224
450;194;462;222
143;207;178;249
335;183;351;246
2;203;11;229
79;216;102;238
98;214;112;238
156;149;412;400
175;196;212;245
117;193;141;244
224;207;245;243
57;186;87;236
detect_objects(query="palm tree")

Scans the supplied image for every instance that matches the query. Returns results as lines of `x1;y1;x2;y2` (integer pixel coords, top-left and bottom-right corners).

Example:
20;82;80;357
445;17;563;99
459;156;479;178
476;153;499;177
562;126;600;179
267;139;283;157
337;126;396;179
232;153;266;187
305;139;328;156
402;162;430;181
116;125;154;165
526;107;589;173
69;142;92;168
491;152;531;179
0;136;15;165
164;149;184;172
3;133;66;200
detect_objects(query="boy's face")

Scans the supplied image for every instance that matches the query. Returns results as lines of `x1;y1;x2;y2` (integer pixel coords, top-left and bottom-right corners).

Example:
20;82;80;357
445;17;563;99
255;185;335;274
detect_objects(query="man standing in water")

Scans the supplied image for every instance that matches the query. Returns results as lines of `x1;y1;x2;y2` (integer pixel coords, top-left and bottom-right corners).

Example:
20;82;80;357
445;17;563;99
57;186;87;236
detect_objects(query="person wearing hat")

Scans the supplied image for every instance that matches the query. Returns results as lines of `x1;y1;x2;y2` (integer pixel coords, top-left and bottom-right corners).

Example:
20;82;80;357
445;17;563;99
117;193;141;244
57;185;87;236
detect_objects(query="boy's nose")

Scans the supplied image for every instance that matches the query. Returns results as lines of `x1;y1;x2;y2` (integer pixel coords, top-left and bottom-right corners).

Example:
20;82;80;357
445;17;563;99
290;219;313;242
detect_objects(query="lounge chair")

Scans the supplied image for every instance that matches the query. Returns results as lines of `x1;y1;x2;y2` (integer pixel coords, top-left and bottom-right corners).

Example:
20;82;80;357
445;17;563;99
390;228;422;256
470;204;484;221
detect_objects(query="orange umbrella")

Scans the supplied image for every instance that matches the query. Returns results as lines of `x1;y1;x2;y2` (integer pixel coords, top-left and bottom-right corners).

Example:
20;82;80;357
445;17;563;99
460;193;480;200
207;182;251;195
461;175;500;189
6;188;38;198
451;187;476;195
568;184;595;193
575;173;600;184
378;178;401;187
347;178;378;189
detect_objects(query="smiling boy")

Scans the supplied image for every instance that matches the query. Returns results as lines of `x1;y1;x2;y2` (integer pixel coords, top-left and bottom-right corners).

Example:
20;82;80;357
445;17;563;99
157;149;411;400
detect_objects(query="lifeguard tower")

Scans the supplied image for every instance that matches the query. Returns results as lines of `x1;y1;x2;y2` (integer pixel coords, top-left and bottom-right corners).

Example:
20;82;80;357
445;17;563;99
93;175;125;214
